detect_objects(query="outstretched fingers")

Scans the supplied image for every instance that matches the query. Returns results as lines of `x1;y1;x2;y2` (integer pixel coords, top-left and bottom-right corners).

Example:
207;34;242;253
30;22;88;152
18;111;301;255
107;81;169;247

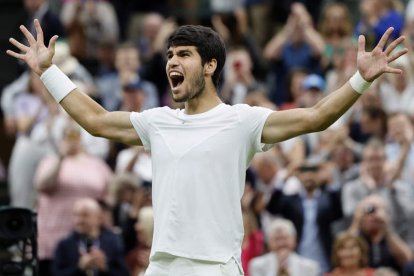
34;19;44;45
387;47;408;63
376;27;394;50
384;35;405;56
19;25;36;46
6;49;25;60
9;37;29;52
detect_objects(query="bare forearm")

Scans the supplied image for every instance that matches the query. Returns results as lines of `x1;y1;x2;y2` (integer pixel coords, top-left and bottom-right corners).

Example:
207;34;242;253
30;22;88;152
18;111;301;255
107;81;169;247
311;82;360;131
59;90;108;136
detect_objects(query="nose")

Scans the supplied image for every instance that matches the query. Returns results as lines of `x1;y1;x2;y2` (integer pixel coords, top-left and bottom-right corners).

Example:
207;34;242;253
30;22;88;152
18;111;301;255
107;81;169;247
167;55;179;69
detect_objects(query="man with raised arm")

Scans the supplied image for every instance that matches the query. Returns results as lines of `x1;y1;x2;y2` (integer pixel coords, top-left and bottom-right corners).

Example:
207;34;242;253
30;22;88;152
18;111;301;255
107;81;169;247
7;19;407;275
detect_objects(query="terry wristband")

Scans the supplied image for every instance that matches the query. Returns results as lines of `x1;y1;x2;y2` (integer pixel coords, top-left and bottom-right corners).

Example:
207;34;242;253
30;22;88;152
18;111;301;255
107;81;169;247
40;64;77;102
349;71;372;95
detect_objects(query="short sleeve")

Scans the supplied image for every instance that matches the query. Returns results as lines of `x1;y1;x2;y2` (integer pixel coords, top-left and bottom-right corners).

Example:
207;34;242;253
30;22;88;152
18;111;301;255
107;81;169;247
130;111;151;151
236;104;273;153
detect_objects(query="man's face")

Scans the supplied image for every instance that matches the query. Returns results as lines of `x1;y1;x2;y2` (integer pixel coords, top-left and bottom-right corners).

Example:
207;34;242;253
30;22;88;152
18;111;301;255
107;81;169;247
115;47;140;73
362;148;385;177
166;46;206;103
269;229;295;253
73;205;100;236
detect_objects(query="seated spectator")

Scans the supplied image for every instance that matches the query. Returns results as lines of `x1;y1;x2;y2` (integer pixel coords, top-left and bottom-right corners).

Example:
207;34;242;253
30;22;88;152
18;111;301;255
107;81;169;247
52;198;129;276
326;231;375;276
266;160;343;273
348;195;414;274
126;206;154;276
249;218;320;276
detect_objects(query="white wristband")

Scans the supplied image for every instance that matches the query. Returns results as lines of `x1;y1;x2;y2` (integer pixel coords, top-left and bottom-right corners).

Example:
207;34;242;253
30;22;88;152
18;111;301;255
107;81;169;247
40;64;77;102
349;71;372;95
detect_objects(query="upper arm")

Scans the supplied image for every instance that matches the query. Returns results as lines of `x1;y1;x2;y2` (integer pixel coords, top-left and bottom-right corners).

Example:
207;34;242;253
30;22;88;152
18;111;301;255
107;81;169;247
59;90;142;146
261;108;318;144
94;111;142;146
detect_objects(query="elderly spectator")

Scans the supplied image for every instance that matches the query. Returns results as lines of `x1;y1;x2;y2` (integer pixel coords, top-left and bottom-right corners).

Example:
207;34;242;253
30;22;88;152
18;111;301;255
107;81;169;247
348;195;414;274
266;161;343;273
249;218;320;276
326;231;375;276
52;198;129;276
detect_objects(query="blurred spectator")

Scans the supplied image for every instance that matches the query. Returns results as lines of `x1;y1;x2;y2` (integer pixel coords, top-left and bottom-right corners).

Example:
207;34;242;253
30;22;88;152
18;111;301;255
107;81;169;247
298;73;325;108
126;206;154;276
241;208;264;276
264;2;324;105
385;113;414;187
96;42;158;112
115;146;152;183
7;72;51;208
278;67;308;110
221;47;264;104
110;173;151;253
326;231;375;276
318;2;354;72
249;218;320;276
52;198;129;276
60;0;119;62
139;17;177;104
348;195;413;273
22;0;65;45
266;161;343;273
211;8;267;81
324;40;357;94
355;0;404;50
377;55;414;117
350;106;388;144
341;138;414;240
34;120;112;276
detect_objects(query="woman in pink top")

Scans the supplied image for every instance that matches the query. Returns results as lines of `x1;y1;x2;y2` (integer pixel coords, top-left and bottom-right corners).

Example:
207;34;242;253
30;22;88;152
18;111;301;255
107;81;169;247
34;120;113;276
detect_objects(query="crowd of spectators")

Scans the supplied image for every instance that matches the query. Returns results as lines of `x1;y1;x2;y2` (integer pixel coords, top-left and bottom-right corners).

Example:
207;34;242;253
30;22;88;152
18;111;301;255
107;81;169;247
2;0;414;275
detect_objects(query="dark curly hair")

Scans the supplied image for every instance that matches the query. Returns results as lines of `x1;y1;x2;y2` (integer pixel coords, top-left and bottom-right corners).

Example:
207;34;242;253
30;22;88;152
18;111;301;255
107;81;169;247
166;25;226;87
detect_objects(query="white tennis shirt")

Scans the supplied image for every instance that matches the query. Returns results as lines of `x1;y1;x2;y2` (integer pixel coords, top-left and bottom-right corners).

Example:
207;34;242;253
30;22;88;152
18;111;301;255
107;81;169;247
130;103;272;264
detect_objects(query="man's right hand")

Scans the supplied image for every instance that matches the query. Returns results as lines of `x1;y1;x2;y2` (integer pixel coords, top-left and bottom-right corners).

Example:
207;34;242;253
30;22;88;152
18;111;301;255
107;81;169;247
7;19;58;76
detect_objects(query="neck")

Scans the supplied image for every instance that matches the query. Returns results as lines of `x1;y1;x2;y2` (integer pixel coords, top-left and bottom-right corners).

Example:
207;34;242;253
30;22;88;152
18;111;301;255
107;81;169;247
184;84;222;115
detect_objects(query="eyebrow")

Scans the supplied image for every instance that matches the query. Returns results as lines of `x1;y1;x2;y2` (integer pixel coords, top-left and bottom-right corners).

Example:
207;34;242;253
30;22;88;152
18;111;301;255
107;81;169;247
166;49;192;56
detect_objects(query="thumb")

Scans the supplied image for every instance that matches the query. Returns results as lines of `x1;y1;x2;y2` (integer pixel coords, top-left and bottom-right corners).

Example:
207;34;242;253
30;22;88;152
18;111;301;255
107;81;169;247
48;35;58;56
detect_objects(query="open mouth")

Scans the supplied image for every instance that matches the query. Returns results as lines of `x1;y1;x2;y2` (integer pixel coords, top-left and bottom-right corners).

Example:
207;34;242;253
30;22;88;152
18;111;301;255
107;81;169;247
169;72;184;89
